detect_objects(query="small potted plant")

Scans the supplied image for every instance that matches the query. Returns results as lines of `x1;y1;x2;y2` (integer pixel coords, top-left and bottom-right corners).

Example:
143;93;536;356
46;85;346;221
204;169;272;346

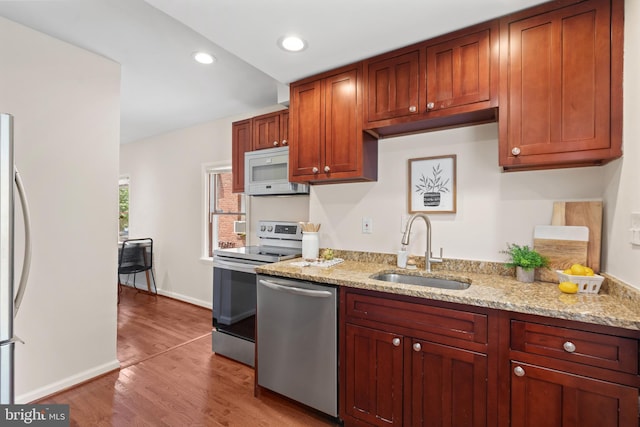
502;243;549;283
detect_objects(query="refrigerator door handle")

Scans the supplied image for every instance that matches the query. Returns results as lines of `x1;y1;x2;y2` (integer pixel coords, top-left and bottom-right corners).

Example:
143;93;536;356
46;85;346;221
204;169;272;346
13;168;31;315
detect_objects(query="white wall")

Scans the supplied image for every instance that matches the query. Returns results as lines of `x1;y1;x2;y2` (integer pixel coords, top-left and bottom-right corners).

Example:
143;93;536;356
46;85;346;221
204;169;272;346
0;17;121;402
310;124;607;261
601;0;640;288
119;105;309;308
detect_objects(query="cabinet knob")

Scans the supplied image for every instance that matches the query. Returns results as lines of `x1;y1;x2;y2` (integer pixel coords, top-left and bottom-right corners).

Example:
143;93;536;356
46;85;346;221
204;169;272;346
514;366;525;377
563;341;576;353
409;105;417;113
312;167;319;174
511;147;521;156
281;139;288;146
426;102;435;110
412;342;421;352
324;166;331;173
273;141;279;146
392;338;401;347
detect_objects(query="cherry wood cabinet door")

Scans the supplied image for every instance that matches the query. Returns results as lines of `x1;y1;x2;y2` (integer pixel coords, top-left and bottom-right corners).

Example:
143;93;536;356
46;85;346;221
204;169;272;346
499;0;622;169
252;112;281;150
510;361;638;427
366;50;421;123
289;79;324;179
408;340;488;427
425;28;491;113
231;119;251;193
344;324;404;426
324;68;360;175
280;111;289;147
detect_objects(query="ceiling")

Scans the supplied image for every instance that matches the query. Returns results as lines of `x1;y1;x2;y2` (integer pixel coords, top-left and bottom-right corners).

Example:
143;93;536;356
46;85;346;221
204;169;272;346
0;0;548;144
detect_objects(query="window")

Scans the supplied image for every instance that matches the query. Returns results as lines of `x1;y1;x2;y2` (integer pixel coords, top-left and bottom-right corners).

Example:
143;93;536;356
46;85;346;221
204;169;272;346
205;166;246;257
119;176;129;240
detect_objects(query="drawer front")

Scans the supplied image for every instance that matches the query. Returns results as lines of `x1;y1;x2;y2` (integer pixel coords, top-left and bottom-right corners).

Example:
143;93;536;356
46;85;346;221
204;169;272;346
511;320;638;374
345;292;487;344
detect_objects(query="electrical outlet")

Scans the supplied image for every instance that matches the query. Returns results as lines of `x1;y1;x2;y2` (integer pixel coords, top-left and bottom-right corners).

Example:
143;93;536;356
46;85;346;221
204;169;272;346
631;212;640;246
362;217;373;234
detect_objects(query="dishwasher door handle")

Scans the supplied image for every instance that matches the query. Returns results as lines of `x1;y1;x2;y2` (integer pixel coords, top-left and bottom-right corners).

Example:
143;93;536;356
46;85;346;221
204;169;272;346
259;279;333;298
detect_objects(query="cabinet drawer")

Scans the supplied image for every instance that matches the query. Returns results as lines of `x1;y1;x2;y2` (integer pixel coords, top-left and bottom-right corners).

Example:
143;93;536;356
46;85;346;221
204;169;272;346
511;320;638;374
345;292;487;345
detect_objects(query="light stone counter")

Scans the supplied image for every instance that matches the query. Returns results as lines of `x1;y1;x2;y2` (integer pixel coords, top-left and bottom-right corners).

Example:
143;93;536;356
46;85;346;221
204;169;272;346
256;251;640;331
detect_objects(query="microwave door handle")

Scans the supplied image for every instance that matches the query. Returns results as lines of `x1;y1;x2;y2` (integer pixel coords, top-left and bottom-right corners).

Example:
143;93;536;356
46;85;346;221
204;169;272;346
259;279;332;298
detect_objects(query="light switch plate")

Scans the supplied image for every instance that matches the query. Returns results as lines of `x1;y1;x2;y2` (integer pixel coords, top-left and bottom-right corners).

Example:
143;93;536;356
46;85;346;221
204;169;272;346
631;212;640;246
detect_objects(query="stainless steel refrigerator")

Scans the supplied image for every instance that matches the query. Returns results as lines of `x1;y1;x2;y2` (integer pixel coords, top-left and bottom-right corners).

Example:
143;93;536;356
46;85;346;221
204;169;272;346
0;113;32;404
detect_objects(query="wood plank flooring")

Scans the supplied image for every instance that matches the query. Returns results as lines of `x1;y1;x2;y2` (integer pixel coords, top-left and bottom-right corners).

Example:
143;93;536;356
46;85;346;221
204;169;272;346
39;287;337;426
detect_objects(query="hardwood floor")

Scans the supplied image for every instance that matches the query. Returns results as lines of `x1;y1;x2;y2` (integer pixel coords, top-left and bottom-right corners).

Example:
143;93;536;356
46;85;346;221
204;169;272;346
39;287;337;426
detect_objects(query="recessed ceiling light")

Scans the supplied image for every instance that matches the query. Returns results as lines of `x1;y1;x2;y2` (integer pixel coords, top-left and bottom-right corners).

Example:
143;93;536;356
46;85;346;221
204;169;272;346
279;36;307;52
193;51;215;65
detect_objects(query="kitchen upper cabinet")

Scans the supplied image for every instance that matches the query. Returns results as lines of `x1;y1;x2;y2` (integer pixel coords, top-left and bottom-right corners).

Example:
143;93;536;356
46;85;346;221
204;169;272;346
364;49;421;124
340;288;493;427
231;119;251;193
289;64;378;183
499;0;623;170
252;110;289;150
425;25;494;114
364;21;499;138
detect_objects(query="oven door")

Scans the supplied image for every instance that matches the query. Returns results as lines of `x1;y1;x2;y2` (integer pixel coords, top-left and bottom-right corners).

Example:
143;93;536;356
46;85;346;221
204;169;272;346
212;256;265;367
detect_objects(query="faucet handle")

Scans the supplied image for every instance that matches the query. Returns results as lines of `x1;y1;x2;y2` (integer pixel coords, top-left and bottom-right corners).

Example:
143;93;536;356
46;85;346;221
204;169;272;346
430;247;444;262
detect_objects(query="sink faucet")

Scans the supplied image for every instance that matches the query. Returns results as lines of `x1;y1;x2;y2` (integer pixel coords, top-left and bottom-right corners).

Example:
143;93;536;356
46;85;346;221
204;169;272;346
401;213;443;272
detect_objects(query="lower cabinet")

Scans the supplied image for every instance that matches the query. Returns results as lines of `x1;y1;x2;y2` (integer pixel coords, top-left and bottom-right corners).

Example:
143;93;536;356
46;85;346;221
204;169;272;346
339;288;640;427
510;361;638;427
340;288;492;427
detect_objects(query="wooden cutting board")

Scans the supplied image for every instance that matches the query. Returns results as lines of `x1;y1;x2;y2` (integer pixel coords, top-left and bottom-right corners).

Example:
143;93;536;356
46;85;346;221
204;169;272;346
551;201;602;272
533;225;589;283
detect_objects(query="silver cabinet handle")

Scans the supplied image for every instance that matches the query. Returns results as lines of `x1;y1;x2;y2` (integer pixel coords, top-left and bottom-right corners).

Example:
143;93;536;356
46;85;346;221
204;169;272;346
511;147;521;156
273;140;279;146
563;341;576;353
392;338;400;347
427;102;435;110
312;167;319;173
514;366;525;377
412;342;421;352
282;139;288;145
409;105;417;113
324;166;331;173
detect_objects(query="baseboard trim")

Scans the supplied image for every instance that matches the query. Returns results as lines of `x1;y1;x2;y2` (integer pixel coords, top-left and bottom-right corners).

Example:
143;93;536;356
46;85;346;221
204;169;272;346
157;289;212;310
19;359;121;404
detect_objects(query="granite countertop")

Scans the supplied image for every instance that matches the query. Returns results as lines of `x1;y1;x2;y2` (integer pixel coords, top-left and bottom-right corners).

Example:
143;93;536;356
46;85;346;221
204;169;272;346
256;251;640;332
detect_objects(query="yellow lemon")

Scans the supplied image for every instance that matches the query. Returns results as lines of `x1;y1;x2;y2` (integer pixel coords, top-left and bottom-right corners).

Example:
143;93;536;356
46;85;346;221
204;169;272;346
570;264;586;276
558;281;579;294
584;267;595;276
563;268;573;274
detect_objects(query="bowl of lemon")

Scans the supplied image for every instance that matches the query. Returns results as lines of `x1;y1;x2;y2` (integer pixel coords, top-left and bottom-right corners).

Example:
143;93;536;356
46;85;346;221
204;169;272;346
556;263;604;294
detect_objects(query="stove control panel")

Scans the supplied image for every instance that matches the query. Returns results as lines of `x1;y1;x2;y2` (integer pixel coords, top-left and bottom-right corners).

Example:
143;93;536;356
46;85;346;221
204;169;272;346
257;221;303;241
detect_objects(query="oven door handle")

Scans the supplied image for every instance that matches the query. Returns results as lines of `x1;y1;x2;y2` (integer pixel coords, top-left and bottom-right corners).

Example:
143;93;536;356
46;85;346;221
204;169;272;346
213;258;262;274
259;279;332;298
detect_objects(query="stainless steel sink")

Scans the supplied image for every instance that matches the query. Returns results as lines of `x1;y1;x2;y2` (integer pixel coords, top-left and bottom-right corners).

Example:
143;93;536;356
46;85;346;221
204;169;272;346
370;273;470;290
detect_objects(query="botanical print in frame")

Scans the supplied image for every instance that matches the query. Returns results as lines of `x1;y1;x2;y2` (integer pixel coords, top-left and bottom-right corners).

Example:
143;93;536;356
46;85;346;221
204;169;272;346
408;155;457;214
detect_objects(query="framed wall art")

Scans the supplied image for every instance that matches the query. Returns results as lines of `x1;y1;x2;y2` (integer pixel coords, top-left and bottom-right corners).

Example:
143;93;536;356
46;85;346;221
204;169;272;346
408;155;457;214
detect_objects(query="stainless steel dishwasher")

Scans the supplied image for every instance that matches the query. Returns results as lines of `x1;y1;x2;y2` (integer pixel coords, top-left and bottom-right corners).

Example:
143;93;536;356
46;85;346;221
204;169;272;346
256;274;337;417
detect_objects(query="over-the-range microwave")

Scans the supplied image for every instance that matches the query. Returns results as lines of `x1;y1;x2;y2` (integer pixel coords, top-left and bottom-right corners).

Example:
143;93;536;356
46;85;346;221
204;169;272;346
244;146;309;196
